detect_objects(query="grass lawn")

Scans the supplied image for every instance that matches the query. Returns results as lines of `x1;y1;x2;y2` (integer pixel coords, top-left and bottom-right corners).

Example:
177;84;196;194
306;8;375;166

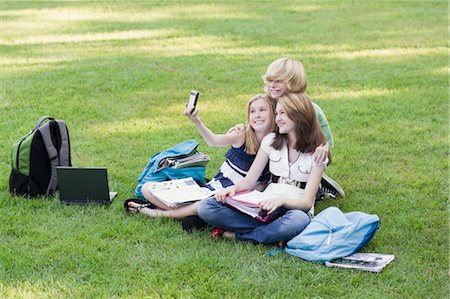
0;1;448;298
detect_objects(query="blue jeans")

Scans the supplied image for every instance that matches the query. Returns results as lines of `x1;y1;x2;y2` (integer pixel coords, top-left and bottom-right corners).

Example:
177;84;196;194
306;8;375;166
197;197;311;244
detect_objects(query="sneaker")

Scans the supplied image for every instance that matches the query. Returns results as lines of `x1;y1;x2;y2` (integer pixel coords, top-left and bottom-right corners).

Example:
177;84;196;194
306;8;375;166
315;187;325;202
319;173;345;199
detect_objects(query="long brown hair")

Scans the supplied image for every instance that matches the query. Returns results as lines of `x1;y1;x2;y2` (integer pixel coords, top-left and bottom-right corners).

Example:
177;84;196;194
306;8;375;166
272;93;328;157
244;94;276;155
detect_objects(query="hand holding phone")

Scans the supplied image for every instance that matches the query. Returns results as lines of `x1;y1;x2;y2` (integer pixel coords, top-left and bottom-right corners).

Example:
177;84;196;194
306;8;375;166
187;90;199;113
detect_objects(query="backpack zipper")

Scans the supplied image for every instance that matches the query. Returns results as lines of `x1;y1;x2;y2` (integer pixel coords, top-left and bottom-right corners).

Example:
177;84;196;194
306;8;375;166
326;229;333;246
312;218;334;246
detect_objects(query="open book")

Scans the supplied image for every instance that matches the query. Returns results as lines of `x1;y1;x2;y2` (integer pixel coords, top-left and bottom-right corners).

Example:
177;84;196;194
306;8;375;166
225;190;278;222
147;177;214;208
325;253;395;272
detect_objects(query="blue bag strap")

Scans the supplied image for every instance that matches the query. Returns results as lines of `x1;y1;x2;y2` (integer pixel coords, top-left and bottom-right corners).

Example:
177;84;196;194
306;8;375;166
266;247;284;256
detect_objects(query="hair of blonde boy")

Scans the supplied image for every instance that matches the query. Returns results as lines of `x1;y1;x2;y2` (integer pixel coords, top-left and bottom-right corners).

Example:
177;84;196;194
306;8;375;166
244;94;276;155
262;57;308;94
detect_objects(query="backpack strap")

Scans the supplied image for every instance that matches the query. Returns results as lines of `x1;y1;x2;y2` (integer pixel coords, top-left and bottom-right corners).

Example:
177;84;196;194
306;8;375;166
38;123;59;196
56;121;70;166
35;116;55;129
266;247;284;256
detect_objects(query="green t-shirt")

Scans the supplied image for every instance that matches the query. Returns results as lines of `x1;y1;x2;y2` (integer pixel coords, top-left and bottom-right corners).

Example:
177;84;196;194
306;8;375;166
312;102;334;148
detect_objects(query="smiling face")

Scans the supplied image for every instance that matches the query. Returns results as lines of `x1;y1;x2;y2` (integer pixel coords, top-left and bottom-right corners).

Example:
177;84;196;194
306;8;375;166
244;94;276;154
262;58;308;97
275;101;295;135
248;97;273;134
272;93;327;154
267;79;288;99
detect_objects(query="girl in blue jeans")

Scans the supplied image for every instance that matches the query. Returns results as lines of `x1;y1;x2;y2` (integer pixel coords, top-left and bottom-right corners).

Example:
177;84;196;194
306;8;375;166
198;93;330;244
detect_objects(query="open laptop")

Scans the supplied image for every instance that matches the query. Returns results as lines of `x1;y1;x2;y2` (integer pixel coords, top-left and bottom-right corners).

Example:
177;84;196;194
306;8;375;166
57;166;117;204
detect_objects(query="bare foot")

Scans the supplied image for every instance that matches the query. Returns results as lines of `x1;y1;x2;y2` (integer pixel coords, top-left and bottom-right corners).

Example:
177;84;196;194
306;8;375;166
222;231;236;240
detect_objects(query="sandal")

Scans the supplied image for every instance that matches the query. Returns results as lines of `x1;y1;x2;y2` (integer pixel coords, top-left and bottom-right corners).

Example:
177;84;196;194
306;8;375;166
123;198;155;213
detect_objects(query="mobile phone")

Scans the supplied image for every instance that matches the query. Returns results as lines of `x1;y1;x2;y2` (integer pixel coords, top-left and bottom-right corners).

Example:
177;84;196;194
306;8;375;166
187;90;199;112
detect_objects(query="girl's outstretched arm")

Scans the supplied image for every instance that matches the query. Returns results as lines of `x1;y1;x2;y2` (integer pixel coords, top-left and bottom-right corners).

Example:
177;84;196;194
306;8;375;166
184;107;244;147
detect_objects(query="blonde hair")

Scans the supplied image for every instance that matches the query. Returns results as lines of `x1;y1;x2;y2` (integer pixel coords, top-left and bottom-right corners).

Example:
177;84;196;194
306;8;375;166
262;57;308;94
244;94;276;155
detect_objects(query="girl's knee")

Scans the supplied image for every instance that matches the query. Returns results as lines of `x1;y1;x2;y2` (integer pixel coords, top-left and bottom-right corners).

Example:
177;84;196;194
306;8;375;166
141;183;171;210
197;198;216;221
285;210;310;231
285;209;309;219
141;182;153;198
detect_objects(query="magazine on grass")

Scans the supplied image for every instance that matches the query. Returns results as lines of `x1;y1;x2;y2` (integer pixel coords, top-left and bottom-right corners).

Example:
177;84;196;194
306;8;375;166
147;177;214;208
325;253;395;272
225;190;278;222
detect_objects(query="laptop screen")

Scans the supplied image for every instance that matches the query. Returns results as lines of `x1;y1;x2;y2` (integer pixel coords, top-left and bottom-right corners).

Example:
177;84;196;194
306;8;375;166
57;167;116;204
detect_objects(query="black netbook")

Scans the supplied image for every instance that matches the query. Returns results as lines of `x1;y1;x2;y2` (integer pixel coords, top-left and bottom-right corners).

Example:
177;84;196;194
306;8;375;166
57;167;117;204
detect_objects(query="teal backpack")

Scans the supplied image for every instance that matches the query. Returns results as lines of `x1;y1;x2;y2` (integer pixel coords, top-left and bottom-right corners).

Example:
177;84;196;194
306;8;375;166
269;206;380;262
134;140;206;199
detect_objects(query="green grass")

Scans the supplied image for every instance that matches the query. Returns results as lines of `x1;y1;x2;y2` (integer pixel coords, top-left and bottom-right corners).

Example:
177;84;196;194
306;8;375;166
0;1;448;298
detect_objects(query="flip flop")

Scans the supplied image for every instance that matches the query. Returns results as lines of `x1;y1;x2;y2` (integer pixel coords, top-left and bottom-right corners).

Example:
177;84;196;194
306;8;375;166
123;198;156;213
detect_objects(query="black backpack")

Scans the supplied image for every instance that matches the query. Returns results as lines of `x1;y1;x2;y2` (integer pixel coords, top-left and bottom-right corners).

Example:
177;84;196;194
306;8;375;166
9;116;72;197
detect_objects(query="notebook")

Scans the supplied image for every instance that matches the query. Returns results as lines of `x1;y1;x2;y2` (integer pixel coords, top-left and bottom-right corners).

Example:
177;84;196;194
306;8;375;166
225;190;277;222
57;166;117;204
